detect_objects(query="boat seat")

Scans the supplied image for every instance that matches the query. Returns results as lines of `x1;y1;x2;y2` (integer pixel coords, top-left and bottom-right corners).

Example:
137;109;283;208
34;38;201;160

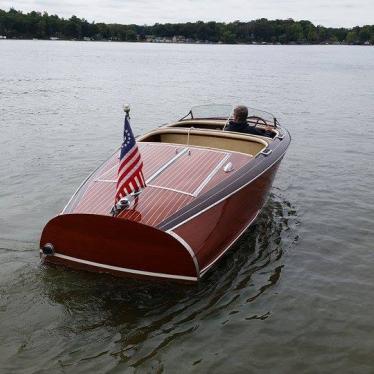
138;128;268;156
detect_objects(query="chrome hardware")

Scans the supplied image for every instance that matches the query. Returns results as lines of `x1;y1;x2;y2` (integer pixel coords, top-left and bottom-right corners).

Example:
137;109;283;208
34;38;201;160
275;132;285;140
111;198;130;216
42;243;55;256
111;190;141;216
123;104;130;114
223;162;234;173
260;148;273;156
118;197;131;209
187;127;194;148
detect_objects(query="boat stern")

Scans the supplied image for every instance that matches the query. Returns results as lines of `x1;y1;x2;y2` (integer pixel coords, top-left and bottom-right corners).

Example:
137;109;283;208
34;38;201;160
40;214;199;282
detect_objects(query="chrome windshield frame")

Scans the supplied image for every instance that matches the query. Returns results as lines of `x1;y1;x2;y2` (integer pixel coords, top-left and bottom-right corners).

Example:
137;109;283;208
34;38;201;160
179;104;279;127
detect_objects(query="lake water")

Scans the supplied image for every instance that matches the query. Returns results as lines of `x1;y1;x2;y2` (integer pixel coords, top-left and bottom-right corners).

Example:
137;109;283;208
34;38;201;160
0;40;374;373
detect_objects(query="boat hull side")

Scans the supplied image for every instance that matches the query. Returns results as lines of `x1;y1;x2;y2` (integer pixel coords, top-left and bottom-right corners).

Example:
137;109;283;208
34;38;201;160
40;214;199;281
158;130;290;232
170;160;281;276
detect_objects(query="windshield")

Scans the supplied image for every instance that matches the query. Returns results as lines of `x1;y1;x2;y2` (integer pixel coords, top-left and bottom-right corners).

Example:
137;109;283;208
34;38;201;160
189;104;234;120
246;107;276;124
181;104;277;126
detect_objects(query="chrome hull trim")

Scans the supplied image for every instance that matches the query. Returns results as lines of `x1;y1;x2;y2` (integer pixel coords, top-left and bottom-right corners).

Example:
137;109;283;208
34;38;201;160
41;251;198;282
167;230;200;277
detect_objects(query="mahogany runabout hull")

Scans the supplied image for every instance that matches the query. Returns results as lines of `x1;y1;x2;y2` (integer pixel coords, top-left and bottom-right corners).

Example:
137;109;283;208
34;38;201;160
40;109;290;282
40;159;285;282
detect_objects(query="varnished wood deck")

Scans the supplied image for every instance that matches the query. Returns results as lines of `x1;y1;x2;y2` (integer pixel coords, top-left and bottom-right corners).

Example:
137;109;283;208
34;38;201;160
69;142;252;227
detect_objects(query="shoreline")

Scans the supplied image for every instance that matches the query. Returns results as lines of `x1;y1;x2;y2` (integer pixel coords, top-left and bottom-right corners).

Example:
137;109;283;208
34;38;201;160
1;38;372;46
2;9;373;47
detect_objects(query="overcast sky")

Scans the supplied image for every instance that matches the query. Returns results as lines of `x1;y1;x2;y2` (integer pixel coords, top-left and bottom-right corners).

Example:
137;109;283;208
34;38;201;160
2;0;373;27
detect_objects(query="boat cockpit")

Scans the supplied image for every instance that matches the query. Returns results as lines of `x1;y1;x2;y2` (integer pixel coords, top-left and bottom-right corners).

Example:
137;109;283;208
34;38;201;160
138;104;280;157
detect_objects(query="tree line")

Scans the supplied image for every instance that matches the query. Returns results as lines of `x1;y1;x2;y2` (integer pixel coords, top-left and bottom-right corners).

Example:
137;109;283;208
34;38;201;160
1;8;373;45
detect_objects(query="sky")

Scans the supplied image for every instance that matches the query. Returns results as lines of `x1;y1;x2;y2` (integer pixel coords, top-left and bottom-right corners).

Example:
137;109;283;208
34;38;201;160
2;0;373;27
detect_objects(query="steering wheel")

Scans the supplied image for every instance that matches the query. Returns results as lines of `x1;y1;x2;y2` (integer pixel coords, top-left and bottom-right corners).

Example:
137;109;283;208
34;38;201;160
247;115;268;127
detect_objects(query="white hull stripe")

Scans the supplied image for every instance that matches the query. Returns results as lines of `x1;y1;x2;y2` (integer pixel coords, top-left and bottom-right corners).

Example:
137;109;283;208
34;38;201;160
167;230;200;276
42;252;198;282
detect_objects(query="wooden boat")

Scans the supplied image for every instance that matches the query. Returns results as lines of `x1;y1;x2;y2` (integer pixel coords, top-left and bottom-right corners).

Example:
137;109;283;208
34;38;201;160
40;105;290;282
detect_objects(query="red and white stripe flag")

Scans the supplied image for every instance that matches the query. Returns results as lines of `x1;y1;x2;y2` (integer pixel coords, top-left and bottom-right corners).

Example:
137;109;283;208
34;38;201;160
115;114;146;204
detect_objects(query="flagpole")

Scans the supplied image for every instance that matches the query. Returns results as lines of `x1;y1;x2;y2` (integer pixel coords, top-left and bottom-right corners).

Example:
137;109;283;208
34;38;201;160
111;104;131;217
111;104;146;217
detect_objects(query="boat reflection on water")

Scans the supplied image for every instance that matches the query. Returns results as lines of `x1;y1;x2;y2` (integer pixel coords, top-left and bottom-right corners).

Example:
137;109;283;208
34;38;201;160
40;193;299;365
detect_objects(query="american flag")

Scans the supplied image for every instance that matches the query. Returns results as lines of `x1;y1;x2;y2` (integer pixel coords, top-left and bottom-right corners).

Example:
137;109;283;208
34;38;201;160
115;114;146;203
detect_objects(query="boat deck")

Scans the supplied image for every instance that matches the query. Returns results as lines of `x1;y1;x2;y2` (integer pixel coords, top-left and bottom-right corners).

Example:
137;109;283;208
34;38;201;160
67;142;252;227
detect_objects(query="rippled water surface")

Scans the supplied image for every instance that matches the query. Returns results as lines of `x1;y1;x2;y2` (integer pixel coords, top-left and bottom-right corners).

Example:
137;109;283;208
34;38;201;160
0;41;373;373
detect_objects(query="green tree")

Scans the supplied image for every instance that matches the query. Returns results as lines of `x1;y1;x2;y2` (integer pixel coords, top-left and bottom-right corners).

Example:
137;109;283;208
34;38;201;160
346;31;358;44
359;26;371;43
0;8;373;45
221;30;235;44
